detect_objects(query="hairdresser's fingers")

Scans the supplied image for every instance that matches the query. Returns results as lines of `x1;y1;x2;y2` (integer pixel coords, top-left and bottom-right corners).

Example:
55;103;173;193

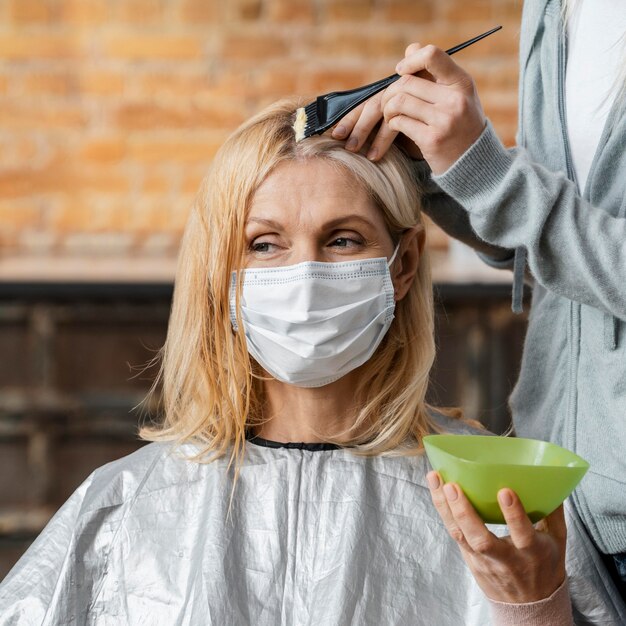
387;114;431;149
341;91;385;152
335;43;438;148
383;91;441;128
366;121;399;161
443;482;500;556
331;102;366;140
497;489;537;550
381;74;446;109
427;472;472;553
385;77;485;174
396;44;471;88
405;42;422;57
403;43;437;83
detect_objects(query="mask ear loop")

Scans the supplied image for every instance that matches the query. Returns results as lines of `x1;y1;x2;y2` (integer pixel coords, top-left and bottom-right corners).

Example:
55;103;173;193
387;242;401;268
387;242;402;300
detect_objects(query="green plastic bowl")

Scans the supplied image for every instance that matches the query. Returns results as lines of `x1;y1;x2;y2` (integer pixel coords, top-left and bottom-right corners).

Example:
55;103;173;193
423;434;589;524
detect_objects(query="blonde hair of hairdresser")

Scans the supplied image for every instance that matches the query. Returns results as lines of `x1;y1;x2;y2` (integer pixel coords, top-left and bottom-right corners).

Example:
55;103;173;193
139;98;458;469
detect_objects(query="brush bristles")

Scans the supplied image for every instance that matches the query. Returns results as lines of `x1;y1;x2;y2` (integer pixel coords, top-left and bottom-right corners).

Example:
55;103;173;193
293;101;322;142
293;107;307;142
302;102;320;139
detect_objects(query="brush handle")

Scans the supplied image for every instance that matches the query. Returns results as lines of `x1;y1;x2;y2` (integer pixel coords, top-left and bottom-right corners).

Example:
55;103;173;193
445;25;502;55
318;74;400;127
316;25;502;133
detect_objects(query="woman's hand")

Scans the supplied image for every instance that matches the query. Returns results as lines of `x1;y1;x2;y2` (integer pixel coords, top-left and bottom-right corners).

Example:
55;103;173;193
333;43;486;174
427;470;568;604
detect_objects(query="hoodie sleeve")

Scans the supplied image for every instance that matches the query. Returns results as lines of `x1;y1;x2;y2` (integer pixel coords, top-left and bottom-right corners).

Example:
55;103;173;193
433;121;626;321
412;159;516;267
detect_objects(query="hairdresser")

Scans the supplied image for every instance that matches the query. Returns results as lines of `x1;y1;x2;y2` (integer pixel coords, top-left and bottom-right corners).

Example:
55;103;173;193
334;0;626;600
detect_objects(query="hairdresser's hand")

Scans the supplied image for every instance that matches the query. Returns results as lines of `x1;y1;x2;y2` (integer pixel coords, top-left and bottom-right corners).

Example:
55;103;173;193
427;470;567;604
380;43;486;174
331;65;424;161
334;43;486;173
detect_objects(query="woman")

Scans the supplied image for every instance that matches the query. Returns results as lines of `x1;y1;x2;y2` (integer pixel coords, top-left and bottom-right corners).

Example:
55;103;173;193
335;0;626;601
0;101;622;624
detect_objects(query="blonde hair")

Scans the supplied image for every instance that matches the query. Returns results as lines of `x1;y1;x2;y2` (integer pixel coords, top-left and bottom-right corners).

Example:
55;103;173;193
139;98;458;468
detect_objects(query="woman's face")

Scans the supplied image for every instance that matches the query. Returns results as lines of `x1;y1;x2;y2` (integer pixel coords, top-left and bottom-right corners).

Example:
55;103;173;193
245;159;396;268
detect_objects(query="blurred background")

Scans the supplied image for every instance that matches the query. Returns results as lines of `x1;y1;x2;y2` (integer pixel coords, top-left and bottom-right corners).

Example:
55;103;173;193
0;0;526;576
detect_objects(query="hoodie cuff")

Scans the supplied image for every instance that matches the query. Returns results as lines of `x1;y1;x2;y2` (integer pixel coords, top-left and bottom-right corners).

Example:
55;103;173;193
476;250;515;270
488;578;573;626
431;120;514;213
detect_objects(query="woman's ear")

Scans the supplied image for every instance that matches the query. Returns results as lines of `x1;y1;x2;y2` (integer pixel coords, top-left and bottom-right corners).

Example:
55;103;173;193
392;225;425;301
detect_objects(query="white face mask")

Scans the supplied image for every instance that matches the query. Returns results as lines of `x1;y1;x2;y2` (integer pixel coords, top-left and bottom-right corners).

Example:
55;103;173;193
229;246;399;388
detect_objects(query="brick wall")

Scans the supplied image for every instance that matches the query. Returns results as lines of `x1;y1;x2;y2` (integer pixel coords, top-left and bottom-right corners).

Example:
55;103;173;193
0;0;522;261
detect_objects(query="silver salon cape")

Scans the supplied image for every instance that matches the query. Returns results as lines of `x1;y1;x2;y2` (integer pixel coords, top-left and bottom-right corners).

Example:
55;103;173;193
1;416;625;625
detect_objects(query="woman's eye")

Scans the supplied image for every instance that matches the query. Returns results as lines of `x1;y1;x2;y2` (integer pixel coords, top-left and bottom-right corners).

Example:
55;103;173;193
248;239;279;254
330;237;362;248
250;240;276;254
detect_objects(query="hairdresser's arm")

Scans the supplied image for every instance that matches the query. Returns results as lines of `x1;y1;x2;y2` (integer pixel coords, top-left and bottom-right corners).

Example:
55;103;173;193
427;471;574;626
369;43;626;319
411;159;515;265
333;82;515;267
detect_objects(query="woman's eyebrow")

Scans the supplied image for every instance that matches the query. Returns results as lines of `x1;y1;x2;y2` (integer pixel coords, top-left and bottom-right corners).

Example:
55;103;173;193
322;214;377;229
246;214;376;230
246;217;283;229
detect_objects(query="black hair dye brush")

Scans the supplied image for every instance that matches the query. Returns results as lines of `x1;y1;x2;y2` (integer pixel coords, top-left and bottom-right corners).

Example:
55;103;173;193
293;25;502;142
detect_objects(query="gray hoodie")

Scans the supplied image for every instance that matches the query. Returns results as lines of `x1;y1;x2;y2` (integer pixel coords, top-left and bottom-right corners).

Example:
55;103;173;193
418;0;626;555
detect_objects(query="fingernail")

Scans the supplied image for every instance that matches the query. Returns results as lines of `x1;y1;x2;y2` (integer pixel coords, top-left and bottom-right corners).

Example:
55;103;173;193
396;62;405;73
498;489;514;508
333;125;347;138
345;137;358;151
367;148;378;161
427;473;440;490
443;483;458;502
